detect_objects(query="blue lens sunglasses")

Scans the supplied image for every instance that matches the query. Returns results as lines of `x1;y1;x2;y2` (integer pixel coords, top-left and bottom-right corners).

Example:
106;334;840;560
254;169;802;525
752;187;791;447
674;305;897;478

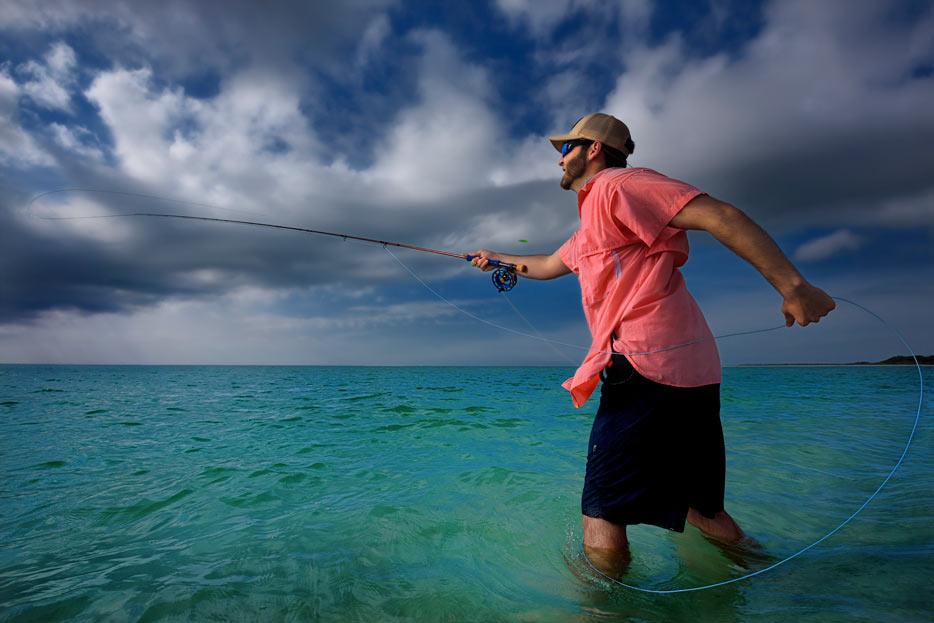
561;139;592;156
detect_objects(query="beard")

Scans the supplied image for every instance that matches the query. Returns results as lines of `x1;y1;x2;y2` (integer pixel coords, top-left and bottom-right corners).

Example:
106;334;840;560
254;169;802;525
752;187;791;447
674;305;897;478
560;150;587;190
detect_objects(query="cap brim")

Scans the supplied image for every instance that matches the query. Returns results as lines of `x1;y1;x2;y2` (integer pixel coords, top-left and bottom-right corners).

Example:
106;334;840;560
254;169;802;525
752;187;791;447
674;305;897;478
548;133;577;152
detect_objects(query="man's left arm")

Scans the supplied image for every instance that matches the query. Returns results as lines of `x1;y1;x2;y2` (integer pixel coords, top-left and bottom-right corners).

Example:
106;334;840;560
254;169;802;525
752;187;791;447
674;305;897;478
669;194;835;327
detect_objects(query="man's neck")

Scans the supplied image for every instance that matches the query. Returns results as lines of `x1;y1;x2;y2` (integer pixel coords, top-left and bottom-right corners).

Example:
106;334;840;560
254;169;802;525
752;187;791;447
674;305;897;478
572;164;608;193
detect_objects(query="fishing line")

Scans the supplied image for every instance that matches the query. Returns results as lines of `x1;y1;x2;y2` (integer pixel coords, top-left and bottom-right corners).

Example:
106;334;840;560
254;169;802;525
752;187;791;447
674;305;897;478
384;246;788;357
35;194;923;592
575;297;923;594
388;247;869;477
387;247;904;483
498;290;580;366
727;449;856;480
385;249;924;594
35;209;528;284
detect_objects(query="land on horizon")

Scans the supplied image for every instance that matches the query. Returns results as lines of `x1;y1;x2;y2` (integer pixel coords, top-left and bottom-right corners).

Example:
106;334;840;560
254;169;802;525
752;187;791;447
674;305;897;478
734;355;933;367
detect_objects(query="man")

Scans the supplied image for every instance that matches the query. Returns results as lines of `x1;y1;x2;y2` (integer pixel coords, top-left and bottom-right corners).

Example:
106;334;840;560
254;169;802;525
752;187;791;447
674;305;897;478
471;113;835;575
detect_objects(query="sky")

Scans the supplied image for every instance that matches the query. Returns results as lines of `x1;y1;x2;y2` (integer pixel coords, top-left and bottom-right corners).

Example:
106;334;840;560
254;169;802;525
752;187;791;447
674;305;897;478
0;0;932;371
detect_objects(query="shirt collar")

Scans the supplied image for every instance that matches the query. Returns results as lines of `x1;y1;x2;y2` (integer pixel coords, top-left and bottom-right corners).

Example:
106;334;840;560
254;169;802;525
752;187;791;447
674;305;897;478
576;168;611;216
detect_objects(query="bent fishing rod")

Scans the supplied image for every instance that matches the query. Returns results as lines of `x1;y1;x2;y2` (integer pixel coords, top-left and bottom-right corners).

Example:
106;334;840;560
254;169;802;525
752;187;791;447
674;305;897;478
107;212;529;292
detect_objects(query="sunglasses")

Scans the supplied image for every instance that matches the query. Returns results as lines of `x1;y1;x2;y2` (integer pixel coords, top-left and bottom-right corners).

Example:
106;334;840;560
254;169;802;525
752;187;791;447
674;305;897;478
561;139;592;157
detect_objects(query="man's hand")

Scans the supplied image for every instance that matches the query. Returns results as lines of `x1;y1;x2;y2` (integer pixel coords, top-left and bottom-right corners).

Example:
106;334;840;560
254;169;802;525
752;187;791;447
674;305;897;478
469;249;500;272
781;283;836;327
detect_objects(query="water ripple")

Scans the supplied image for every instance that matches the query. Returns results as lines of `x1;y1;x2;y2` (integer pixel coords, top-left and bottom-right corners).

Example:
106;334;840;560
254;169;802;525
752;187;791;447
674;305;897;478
0;364;928;622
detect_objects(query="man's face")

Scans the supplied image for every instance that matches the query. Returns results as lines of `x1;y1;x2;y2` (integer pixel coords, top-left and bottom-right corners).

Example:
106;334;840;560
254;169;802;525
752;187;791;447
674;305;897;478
559;144;588;190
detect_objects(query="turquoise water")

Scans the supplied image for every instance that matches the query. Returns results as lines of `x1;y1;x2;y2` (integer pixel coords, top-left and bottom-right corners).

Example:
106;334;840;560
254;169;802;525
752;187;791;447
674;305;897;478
0;364;930;622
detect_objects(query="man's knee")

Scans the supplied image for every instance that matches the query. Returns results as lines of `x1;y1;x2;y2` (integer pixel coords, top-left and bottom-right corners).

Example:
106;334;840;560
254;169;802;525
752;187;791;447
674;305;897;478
582;515;630;578
582;514;629;549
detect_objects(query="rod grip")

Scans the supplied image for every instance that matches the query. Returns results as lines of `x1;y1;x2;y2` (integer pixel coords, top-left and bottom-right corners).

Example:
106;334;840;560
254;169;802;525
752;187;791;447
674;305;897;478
464;255;525;273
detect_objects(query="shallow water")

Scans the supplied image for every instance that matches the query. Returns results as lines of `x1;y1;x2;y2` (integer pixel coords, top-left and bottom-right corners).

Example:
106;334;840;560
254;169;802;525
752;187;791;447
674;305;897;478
1;364;930;622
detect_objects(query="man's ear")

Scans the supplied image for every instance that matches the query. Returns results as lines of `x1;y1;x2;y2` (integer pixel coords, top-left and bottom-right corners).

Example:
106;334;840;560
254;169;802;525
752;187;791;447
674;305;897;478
587;140;604;162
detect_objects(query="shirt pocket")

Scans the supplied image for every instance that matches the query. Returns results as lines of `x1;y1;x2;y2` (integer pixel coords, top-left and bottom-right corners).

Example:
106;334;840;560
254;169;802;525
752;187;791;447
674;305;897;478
577;251;615;307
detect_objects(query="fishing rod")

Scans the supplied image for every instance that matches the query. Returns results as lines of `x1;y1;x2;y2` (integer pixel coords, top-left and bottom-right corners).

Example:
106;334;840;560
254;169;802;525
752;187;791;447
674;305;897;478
110;212;529;291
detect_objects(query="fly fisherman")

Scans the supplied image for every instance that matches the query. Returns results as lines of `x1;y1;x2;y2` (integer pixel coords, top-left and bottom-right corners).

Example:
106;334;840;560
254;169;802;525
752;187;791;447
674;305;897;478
471;113;835;575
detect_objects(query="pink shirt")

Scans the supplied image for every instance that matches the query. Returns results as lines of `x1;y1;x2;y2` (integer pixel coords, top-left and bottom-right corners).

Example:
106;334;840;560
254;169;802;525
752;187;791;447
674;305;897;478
558;167;722;408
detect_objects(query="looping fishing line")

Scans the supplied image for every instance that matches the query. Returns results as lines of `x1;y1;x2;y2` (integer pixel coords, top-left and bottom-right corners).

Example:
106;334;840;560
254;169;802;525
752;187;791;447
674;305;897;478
385;246;924;594
27;194;924;592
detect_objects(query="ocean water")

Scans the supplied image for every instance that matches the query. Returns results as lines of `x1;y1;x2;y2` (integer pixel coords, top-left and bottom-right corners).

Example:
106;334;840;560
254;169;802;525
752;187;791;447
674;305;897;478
0;364;930;622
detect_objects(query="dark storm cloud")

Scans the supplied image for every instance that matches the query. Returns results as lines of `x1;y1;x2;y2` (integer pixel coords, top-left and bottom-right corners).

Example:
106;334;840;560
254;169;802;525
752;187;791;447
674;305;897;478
2;176;568;323
0;0;931;364
1;0;396;74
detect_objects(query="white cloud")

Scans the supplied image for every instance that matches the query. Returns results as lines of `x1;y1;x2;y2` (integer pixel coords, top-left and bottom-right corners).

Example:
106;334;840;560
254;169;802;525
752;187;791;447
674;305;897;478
793;229;863;262
0;69;53;166
355;14;391;68
2;0;932;368
49;122;104;160
495;0;579;35
363;30;505;200
494;0;650;38
24;196;138;243
85;67;194;182
19;41;76;111
1;0;397;77
875;189;934;228
601;0;934;226
82;64;331;210
45;40;75;73
0;287;468;365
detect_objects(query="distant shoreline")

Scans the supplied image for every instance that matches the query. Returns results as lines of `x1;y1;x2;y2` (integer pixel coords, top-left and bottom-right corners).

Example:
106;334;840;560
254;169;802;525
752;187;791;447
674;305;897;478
728;355;933;367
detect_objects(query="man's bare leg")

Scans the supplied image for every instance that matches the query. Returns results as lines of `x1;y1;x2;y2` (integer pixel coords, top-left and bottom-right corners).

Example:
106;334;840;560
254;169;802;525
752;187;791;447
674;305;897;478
686;508;745;543
582;515;631;578
686;508;772;569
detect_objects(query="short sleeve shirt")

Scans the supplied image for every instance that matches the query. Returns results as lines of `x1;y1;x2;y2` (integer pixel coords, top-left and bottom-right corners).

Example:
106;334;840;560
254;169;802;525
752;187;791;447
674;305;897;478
558;167;722;408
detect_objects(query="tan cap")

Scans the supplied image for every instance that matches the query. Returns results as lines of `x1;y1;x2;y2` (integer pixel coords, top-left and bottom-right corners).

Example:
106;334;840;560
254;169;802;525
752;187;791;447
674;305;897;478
549;113;633;156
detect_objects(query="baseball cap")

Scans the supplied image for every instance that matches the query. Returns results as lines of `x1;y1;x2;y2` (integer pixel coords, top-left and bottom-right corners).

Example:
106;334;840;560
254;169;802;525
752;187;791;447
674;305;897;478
548;113;633;156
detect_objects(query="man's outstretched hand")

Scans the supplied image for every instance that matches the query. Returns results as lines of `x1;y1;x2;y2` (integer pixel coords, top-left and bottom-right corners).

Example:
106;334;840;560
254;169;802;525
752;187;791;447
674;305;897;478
781;283;836;327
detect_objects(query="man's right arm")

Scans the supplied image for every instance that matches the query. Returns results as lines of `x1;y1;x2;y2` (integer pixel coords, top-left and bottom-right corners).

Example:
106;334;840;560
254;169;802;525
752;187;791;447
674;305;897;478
670;195;835;326
470;249;571;280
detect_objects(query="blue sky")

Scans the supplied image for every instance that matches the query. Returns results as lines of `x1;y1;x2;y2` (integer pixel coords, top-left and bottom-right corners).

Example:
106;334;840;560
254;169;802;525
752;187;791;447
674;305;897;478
0;0;932;369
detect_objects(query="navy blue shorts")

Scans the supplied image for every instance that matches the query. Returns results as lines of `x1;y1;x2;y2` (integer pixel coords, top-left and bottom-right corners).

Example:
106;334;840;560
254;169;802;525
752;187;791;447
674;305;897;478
581;354;724;532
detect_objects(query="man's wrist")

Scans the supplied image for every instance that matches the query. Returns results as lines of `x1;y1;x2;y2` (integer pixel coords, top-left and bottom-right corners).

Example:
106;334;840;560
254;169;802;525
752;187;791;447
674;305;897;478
779;276;809;300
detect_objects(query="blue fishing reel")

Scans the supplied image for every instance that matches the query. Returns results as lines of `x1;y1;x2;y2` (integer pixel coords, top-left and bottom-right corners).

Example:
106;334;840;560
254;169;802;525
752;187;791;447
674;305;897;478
463;255;523;292
492;267;518;292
